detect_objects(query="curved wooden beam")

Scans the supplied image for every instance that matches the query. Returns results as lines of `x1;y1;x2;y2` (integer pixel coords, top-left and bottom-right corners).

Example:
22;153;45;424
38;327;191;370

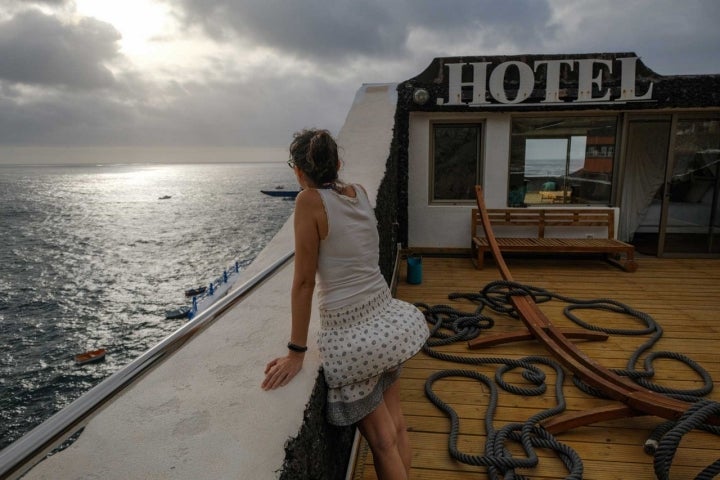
473;185;718;430
468;329;608;349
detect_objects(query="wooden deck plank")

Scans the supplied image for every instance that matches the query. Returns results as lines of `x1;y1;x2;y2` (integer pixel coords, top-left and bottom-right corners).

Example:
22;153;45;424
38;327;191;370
351;255;720;480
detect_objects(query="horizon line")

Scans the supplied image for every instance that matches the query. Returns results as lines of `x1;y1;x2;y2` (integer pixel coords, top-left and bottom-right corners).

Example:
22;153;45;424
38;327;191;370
0;146;289;165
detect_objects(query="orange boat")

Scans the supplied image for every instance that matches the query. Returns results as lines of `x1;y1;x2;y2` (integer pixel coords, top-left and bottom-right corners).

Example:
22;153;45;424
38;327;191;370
74;349;107;365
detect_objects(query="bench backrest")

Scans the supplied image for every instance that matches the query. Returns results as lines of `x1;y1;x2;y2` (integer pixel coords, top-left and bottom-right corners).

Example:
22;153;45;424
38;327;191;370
472;208;615;239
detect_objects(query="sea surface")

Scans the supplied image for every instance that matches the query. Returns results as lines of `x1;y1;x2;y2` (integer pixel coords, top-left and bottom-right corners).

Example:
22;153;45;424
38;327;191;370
523;157;585;177
0;162;296;450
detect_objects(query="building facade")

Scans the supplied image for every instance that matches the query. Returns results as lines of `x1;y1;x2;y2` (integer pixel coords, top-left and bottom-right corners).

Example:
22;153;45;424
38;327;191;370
396;52;720;256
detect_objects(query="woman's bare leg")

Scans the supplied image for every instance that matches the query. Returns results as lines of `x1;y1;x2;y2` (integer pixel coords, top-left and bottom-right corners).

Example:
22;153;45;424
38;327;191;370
382;380;411;475
358;396;408;480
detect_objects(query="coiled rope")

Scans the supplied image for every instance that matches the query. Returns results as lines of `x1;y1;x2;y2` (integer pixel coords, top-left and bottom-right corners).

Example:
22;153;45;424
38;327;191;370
417;300;584;479
653;400;720;480
453;280;714;400
417;280;719;480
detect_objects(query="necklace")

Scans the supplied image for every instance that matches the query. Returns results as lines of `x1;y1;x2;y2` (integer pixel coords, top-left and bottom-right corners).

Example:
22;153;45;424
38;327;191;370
320;181;342;193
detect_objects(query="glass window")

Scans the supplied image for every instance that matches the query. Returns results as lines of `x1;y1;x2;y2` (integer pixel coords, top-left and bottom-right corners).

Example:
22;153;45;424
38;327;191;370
431;123;482;202
509;116;618;206
665;117;720;253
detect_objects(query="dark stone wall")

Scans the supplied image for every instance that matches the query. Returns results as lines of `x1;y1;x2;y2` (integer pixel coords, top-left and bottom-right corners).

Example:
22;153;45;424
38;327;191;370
278;370;355;480
375;84;411;283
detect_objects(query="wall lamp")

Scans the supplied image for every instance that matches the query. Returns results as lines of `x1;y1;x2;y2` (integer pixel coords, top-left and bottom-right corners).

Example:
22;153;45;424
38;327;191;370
412;88;430;105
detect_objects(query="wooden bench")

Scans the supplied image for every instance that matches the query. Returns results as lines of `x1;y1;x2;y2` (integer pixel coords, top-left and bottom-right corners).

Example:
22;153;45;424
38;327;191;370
471;205;638;272
539;190;572;203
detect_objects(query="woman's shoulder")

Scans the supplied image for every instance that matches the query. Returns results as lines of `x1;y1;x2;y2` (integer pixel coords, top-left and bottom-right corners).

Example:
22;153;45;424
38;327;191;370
354;184;368;197
294;189;326;228
295;188;323;207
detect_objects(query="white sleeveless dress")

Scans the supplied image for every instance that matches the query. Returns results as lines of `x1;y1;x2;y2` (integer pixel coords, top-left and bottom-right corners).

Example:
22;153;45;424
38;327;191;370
315;184;429;426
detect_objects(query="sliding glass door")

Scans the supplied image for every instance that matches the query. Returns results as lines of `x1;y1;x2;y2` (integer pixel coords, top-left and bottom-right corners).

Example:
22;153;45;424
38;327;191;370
622;115;720;255
664;117;720;254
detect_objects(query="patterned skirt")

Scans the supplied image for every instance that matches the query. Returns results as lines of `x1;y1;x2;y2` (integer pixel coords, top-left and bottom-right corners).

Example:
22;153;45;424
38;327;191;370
318;288;429;425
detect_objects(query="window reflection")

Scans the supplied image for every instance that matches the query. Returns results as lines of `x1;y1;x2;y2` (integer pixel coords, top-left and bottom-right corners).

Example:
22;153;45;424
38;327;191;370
431;124;482;202
666;117;720;253
509;116;618;206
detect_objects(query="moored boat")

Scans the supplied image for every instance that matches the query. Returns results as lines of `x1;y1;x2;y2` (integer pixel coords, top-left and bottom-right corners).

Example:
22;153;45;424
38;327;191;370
260;189;299;198
74;349;106;366
184;286;207;297
164;306;191;319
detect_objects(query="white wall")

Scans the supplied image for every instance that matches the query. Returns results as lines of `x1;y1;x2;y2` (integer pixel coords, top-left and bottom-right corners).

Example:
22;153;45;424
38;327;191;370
337;83;398;206
408;112;511;248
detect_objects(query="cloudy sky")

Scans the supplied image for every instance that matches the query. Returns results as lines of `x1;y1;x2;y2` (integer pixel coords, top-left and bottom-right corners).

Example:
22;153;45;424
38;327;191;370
1;0;719;163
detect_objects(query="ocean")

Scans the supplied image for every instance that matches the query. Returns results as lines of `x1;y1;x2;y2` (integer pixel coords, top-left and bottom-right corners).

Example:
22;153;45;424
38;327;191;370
0;162;296;450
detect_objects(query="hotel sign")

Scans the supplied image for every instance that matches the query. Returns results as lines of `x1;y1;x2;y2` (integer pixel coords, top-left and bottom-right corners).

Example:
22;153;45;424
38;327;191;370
439;56;654;106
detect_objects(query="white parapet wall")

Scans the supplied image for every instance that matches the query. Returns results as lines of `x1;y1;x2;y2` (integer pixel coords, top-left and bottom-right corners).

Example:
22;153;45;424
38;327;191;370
20;83;398;480
337;83;398;207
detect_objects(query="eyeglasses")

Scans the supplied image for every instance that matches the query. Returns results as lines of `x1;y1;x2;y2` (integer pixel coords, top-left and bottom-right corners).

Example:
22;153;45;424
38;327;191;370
287;158;296;169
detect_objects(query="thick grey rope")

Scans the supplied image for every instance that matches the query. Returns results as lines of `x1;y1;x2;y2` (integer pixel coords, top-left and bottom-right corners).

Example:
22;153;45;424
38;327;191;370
420;280;719;480
652;400;720;480
466;280;720;478
451;280;714;400
418;302;584;479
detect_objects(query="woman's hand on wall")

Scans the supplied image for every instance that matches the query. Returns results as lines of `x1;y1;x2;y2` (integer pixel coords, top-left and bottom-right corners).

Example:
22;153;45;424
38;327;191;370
261;352;305;390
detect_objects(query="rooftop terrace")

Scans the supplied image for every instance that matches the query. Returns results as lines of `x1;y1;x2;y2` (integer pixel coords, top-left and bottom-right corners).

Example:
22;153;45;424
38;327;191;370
352;254;720;480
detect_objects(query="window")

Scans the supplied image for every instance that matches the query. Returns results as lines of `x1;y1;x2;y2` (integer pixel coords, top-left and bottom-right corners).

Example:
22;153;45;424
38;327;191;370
431;123;482;202
509;116;618;206
666;117;720;252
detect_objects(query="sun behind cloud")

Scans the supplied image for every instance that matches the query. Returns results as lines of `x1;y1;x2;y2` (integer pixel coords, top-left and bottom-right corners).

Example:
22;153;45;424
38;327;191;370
72;0;237;82
75;0;171;53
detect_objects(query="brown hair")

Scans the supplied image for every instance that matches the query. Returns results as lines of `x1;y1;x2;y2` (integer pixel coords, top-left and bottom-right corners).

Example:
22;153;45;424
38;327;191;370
289;129;340;187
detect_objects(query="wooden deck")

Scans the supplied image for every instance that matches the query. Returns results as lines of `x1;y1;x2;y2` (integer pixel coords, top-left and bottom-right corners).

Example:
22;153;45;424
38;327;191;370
350;254;720;480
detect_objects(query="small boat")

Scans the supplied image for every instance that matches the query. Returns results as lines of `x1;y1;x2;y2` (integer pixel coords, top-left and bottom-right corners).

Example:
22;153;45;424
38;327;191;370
75;348;107;365
158;195;172;200
165;306;191;319
184;286;207;297
260;189;300;199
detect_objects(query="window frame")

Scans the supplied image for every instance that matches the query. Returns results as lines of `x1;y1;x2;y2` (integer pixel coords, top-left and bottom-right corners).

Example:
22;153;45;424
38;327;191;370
508;114;620;207
429;121;484;205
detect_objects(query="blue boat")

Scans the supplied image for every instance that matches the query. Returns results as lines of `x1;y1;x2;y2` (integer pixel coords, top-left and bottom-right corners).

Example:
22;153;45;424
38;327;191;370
260;189;299;199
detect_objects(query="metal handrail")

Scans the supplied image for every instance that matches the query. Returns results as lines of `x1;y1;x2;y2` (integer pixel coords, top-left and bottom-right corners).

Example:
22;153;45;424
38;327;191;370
0;250;295;480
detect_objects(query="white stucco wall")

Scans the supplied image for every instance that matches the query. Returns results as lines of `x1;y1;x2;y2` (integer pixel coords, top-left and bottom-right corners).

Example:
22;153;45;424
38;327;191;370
408;111;511;248
337;83;398;207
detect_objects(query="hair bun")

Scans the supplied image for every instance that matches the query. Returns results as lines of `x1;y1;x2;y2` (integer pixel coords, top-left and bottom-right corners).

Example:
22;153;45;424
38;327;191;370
289;129;340;186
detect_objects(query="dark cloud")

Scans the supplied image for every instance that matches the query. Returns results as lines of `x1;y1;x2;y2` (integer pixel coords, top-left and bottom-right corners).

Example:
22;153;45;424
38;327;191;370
546;1;720;75
0;90;134;145
177;0;407;59
0;9;121;89
0;67;350;147
637;0;720;75
403;0;552;41
3;0;71;7
176;0;552;62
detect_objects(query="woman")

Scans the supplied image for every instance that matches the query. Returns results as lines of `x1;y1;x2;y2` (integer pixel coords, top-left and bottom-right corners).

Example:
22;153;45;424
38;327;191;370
262;128;429;479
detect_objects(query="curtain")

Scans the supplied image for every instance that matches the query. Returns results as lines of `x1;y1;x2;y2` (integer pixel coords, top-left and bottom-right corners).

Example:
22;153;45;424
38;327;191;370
618;122;670;241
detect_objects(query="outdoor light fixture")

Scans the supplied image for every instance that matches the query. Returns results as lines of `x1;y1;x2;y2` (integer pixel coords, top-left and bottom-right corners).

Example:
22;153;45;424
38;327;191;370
413;88;430;105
